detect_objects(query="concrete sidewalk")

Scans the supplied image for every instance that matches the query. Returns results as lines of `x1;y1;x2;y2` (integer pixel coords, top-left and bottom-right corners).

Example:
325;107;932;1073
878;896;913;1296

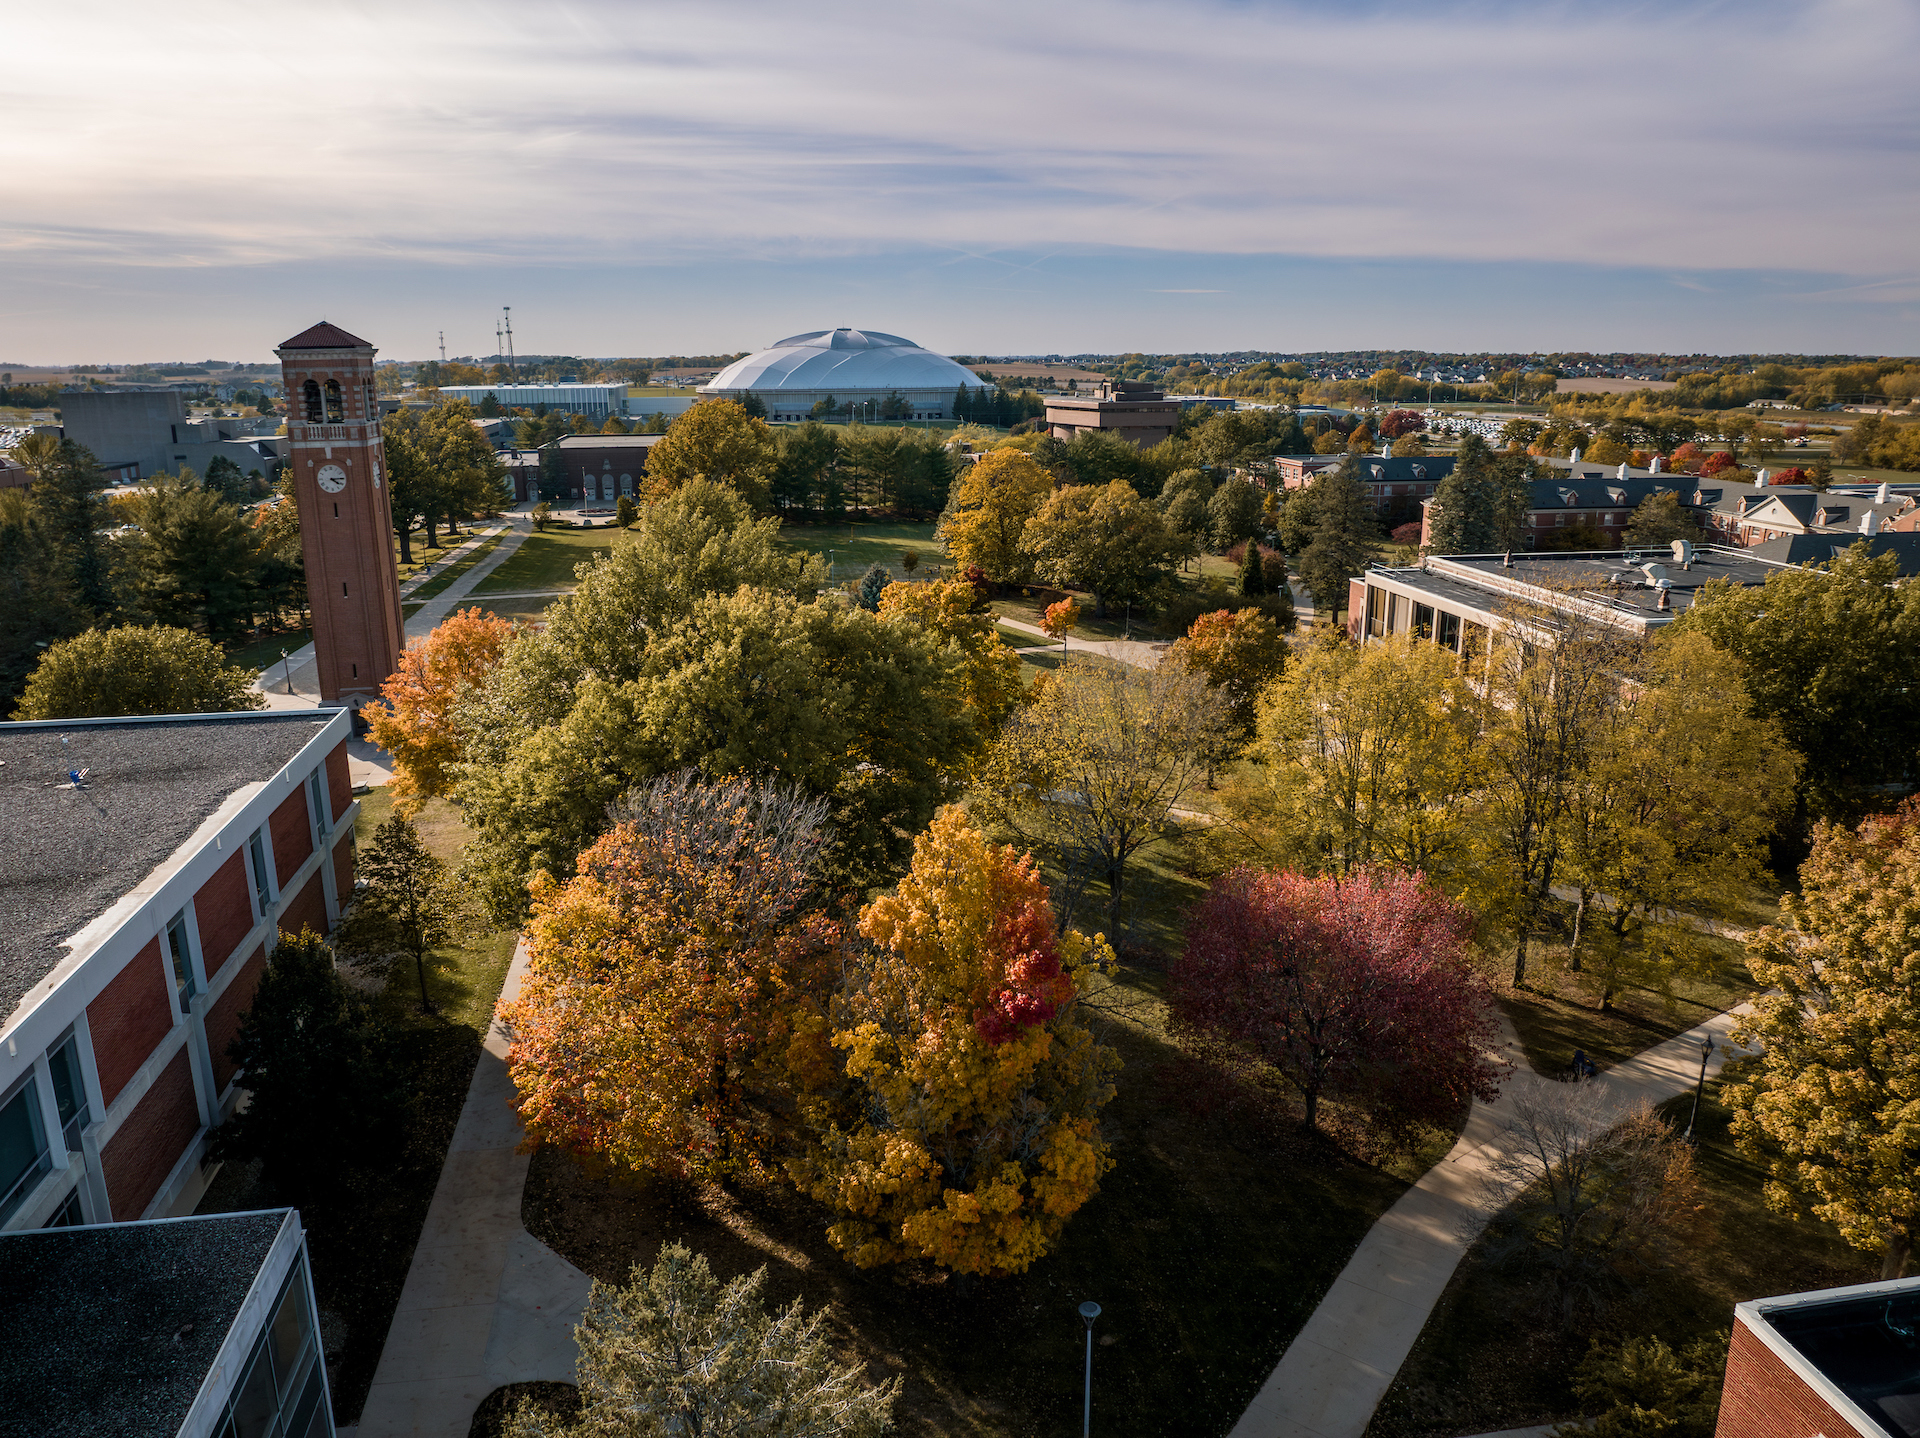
256;509;535;707
993;613;1169;670
353;940;591;1437
1228;1004;1754;1438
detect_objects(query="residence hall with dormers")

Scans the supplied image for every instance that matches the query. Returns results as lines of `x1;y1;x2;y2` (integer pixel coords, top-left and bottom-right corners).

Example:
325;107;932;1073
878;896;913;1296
0;709;356;1235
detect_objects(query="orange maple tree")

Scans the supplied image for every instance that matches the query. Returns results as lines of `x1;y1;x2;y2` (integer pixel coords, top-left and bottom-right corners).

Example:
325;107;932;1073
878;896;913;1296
503;773;842;1180
366;606;518;814
789;806;1119;1277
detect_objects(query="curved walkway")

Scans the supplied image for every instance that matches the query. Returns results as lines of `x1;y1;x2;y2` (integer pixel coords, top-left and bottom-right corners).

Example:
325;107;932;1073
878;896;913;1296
1228;1003;1754;1438
351;941;591;1437
992;612;1170;670
255;507;537;708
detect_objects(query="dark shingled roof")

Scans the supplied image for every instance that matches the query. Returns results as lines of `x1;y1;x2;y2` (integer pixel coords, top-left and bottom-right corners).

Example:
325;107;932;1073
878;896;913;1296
1749;532;1920;576
0;715;330;1024
278;320;372;350
0;1210;288;1438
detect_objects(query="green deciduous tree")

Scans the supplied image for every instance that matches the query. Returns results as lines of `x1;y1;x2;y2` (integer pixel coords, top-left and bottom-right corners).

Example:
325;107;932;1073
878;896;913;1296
504;1244;897;1438
1206;478;1264;552
1675;545;1920;815
14;624;264;720
1622;492;1701;548
1728;800;1920;1277
1556;1332;1726;1438
1019;479;1185;617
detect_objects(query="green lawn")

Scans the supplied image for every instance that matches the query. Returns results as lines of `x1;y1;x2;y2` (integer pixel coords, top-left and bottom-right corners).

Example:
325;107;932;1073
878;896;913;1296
197;790;519;1423
404;530;506;603
1366;1083;1876;1437
521;818;1454;1438
472;526;613;593
227;626;312;675
774;517;947;585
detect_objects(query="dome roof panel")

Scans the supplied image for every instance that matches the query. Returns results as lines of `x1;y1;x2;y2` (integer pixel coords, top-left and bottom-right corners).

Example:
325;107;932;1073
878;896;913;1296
708;328;987;394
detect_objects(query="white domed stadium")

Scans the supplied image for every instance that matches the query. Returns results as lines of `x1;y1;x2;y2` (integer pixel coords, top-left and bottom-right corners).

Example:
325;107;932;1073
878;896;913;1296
701;328;988;422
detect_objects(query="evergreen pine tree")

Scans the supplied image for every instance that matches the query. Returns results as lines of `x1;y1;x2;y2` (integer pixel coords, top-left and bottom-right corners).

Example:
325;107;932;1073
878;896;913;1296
1238;540;1267;596
1427;433;1496;554
1297;458;1380;621
855;561;889;612
30;438;114;616
738;391;767;419
203;455;249;504
952;385;973;423
0;490;86;710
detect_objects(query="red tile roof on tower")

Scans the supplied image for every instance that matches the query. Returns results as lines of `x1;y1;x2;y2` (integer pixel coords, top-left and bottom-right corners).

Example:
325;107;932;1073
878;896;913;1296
279;321;373;350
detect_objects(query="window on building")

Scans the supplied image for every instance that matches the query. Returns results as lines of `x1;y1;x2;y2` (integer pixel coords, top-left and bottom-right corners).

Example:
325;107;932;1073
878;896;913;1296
1366;585;1386;638
166;911;197;1013
0;1076;51;1225
47;1033;89;1153
301;380;322;423
249;829;273;916
1412;603;1435;640
44;1188;83;1228
1437;610;1461;651
215;1257;327;1438
323;380;344;423
307;769;331;842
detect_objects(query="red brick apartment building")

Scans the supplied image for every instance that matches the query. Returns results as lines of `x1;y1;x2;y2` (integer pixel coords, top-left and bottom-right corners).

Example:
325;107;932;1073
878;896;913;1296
1718;1277;1920;1437
0;710;357;1233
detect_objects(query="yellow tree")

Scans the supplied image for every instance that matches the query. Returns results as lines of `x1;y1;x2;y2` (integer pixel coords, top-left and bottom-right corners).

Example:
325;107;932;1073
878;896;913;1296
1238;633;1479;883
935;449;1052;582
1727;800;1920;1277
790;807;1119;1277
642;400;775;509
1556;631;1799;1008
876;578;1023;738
367;607;518;814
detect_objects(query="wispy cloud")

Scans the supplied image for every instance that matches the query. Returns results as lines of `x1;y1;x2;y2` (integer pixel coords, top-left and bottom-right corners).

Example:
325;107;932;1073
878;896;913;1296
3;0;1914;277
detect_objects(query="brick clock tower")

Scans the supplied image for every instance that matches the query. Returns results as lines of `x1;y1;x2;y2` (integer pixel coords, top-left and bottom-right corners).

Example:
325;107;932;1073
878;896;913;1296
275;322;406;706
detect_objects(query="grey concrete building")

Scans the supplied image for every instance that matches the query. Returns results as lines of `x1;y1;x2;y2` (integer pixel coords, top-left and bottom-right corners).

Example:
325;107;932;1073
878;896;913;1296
58;389;282;484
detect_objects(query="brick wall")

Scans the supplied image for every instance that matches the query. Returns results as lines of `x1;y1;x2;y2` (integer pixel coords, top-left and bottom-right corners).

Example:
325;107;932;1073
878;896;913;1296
100;1048;201;1220
332;834;355;905
85;939;174;1107
205;945;267;1093
277;874;328;941
193;849;253;979
270;786;313;888
1715;1319;1869;1438
325;740;351;825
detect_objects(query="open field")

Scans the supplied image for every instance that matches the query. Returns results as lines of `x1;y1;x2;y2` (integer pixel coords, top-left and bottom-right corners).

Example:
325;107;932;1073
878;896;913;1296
226;625;313;675
775;517;949;584
473;525;613;592
404;530;506;602
1366;1082;1876;1438
1555;378;1679;395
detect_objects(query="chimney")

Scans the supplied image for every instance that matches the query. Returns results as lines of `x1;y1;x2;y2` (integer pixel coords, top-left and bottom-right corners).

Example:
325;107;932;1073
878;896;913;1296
1650;454;1664;474
1617;462;1630;480
1754;470;1766;490
1502;551;1512;568
1862;510;1881;536
1878;482;1891;504
1657;588;1670;611
1569;446;1582;463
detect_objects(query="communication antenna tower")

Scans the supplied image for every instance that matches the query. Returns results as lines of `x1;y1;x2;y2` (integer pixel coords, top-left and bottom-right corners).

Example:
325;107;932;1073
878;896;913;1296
438;331;446;364
504;307;516;378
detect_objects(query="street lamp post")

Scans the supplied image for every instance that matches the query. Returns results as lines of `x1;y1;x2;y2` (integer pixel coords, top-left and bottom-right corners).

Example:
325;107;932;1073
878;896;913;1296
279;647;293;696
1683;1034;1715;1144
1078;1301;1101;1438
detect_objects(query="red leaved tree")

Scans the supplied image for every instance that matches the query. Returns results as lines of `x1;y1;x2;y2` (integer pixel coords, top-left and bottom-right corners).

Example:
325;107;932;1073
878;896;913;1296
1380;409;1428;440
1170;866;1504;1133
1769;467;1808;485
1700;451;1738;476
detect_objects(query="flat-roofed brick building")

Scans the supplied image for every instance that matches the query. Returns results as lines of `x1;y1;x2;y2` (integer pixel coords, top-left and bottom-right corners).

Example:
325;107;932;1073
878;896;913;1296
0;710;357;1233
1717;1276;1920;1438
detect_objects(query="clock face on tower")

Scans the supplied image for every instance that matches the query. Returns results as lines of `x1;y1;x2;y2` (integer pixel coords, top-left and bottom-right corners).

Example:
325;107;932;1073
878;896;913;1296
317;464;348;493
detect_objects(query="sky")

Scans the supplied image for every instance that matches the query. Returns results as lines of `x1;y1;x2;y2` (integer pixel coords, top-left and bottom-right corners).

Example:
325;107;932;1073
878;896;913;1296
3;0;1917;363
